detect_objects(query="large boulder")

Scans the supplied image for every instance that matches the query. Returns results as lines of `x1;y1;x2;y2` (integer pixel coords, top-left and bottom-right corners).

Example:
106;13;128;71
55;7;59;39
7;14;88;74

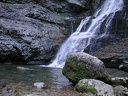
62;52;111;84
75;79;114;96
0;2;69;64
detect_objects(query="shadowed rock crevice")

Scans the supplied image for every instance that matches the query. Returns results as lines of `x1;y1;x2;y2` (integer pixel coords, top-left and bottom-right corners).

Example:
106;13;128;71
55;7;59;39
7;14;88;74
92;38;128;72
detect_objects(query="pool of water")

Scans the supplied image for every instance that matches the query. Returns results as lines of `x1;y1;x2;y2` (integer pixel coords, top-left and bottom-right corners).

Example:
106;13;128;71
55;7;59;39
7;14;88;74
0;64;72;89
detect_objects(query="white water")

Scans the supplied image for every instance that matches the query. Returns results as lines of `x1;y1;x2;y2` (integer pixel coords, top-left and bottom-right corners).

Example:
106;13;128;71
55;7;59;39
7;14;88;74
47;0;124;68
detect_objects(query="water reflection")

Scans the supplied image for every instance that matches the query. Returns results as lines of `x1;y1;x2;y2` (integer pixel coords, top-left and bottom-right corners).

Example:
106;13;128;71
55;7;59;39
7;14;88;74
0;64;71;88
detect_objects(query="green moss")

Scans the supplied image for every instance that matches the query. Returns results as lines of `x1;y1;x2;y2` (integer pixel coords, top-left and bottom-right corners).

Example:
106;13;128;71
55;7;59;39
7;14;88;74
75;82;97;94
63;55;112;84
111;79;127;86
98;68;112;83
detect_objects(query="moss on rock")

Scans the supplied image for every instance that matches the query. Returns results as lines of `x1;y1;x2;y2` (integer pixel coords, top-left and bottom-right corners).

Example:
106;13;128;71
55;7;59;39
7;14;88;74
111;77;128;87
62;52;111;84
75;79;115;96
75;82;97;94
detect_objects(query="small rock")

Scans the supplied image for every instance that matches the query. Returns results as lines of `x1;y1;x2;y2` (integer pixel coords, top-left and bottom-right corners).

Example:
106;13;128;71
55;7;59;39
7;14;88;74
6;87;13;93
119;64;128;72
0;82;6;89
33;82;45;89
119;64;124;69
17;66;34;70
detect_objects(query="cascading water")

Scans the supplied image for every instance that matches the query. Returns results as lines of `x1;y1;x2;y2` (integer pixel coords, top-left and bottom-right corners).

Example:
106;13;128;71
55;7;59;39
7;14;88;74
48;0;124;68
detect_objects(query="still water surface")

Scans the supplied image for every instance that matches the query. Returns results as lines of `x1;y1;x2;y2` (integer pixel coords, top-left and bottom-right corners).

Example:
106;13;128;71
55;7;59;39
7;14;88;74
0;64;71;89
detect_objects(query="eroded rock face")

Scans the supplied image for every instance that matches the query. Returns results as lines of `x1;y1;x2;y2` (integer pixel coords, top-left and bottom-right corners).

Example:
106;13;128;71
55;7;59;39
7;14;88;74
0;0;103;64
62;52;111;84
0;0;100;16
0;0;102;64
0;2;69;64
66;0;100;13
92;38;128;72
85;0;128;65
66;0;90;11
0;0;36;4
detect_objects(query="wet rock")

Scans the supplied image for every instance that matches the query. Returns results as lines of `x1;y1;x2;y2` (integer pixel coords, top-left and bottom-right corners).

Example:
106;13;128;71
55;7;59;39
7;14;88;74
2;87;17;96
92;38;128;72
84;0;128;71
120;63;127;72
0;82;6;89
62;52;111;84
75;79;114;96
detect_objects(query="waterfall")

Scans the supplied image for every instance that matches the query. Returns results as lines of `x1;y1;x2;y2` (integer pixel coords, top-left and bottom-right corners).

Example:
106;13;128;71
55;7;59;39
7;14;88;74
48;0;124;68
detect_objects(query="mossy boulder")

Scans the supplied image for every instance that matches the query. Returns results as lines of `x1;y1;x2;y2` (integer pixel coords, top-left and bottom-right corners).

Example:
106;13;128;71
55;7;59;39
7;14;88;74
75;79;114;96
62;52;111;84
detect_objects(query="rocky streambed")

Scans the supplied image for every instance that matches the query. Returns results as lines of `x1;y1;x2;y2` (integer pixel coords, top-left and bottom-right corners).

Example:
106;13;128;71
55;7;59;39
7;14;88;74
0;64;128;96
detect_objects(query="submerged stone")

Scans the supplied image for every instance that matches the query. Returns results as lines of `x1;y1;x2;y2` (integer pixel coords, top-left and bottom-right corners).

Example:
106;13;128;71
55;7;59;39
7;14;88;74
33;82;45;89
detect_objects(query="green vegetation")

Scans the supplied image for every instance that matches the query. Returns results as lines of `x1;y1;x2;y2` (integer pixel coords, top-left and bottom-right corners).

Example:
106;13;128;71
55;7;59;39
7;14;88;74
75;82;97;94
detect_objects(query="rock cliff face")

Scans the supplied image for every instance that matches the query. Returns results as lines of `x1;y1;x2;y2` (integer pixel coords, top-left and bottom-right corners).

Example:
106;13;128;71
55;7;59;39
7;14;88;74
0;2;69;64
0;0;127;65
0;0;100;16
0;0;100;64
90;1;128;72
0;0;36;4
85;0;128;53
92;38;128;72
